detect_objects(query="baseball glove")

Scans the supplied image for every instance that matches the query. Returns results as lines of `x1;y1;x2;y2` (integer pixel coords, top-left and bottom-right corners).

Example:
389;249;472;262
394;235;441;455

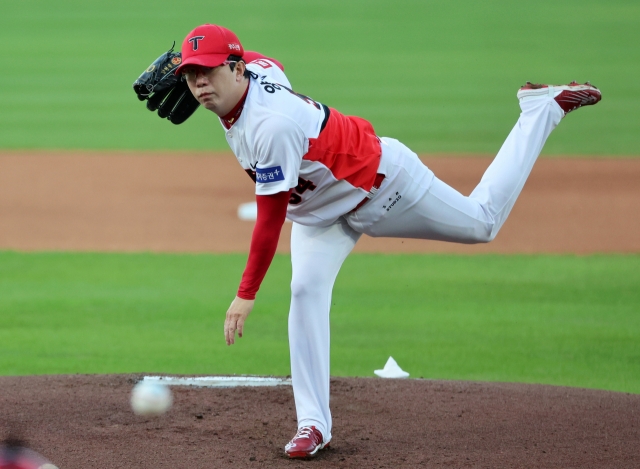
133;44;200;125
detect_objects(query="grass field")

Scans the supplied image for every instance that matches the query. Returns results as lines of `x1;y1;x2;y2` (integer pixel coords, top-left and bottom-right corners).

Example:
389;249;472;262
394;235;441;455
1;251;638;394
2;0;639;155
1;0;638;399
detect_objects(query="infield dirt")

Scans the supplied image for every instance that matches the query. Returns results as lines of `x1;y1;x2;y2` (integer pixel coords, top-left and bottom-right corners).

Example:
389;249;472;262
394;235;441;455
1;152;639;253
1;374;639;469
1;152;639;468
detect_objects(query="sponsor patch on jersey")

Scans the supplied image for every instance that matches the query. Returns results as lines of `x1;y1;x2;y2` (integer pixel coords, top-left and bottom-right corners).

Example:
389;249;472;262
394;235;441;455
256;166;285;183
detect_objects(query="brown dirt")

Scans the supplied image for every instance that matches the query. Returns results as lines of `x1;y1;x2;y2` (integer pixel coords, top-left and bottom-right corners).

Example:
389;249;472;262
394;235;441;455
1;375;638;469
1;151;639;253
1;151;639;468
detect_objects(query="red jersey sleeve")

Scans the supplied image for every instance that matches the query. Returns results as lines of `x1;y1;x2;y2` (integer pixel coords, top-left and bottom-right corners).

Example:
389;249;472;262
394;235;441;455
237;190;290;300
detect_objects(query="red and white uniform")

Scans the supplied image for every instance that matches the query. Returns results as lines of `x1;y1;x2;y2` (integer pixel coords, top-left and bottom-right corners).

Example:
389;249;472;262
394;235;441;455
176;24;581;455
223;54;566;446
224;59;381;226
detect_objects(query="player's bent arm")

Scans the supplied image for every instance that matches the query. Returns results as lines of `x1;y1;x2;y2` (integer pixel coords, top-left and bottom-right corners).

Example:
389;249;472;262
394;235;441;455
224;190;291;346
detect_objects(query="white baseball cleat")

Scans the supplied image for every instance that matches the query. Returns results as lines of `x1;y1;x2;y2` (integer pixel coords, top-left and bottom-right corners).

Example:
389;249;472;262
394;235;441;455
517;81;601;115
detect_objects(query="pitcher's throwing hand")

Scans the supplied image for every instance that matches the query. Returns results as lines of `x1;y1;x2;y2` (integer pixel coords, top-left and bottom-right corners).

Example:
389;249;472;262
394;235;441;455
224;296;254;345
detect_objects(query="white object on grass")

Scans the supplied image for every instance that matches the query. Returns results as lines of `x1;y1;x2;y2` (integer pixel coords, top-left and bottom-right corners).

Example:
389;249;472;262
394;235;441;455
143;375;292;388
374;356;410;378
130;381;173;416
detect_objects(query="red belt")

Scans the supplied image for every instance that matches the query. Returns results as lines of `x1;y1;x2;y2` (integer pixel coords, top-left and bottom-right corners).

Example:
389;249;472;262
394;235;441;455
351;173;385;212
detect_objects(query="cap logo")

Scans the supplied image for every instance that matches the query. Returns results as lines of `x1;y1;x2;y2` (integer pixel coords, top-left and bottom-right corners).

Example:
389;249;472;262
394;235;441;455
188;36;205;51
228;43;241;51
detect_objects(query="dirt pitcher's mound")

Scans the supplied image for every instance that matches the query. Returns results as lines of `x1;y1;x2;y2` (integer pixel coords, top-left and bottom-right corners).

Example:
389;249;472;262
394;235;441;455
1;375;638;468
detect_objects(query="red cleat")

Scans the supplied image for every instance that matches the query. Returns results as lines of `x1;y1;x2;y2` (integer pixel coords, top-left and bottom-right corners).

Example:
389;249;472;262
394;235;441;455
517;81;601;115
284;426;329;459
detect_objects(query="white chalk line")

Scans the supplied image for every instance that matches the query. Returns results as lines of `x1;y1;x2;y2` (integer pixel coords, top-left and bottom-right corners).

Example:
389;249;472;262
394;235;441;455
143;375;291;388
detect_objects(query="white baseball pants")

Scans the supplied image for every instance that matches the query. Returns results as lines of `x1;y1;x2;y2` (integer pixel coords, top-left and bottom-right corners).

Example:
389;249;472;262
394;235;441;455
288;96;564;441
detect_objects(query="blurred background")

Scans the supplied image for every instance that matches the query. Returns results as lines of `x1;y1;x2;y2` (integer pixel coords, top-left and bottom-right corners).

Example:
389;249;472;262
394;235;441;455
2;0;638;154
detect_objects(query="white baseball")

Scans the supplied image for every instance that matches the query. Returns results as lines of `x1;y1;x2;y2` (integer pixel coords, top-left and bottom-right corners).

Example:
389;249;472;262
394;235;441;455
130;382;173;416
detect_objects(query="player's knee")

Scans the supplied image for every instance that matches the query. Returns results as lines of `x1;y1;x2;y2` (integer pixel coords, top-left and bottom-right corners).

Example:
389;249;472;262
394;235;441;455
463;223;496;244
290;279;316;299
290;275;330;300
474;230;496;243
290;279;304;298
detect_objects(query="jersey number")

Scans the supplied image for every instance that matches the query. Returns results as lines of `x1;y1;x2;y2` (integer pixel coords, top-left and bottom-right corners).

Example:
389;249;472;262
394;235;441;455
289;177;317;205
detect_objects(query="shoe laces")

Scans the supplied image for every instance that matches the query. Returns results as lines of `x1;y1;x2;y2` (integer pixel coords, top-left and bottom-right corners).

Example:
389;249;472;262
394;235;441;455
293;427;315;440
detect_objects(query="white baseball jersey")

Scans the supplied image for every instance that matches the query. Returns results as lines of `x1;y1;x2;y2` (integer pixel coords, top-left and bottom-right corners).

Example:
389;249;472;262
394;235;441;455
223;59;382;227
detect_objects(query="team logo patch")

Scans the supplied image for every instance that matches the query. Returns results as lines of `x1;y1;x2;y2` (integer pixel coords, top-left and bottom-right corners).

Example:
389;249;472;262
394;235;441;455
188;36;205;51
251;59;272;69
256;166;285;183
228;43;241;51
171;56;182;65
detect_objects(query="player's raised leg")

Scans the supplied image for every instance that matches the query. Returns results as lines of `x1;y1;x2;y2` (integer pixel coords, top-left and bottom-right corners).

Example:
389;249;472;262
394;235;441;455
470;81;602;235
348;82;600;242
285;218;361;458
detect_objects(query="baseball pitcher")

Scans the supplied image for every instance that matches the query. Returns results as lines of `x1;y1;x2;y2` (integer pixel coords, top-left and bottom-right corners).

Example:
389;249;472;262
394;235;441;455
134;23;601;459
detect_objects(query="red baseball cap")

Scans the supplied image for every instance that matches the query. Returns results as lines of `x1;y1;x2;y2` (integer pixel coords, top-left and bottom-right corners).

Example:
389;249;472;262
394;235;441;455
175;24;244;75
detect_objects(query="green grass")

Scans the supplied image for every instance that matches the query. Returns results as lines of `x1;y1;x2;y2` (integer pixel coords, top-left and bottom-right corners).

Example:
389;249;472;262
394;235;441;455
1;0;639;155
1;251;638;393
